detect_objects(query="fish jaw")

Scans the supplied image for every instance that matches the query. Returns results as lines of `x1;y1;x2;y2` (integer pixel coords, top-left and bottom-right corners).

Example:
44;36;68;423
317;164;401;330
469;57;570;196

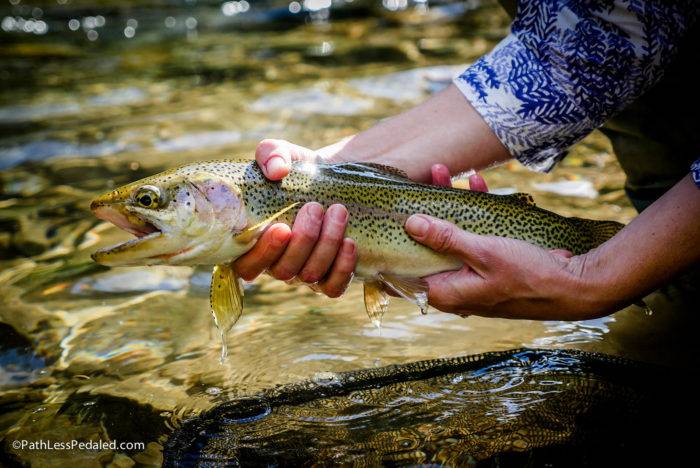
90;203;194;266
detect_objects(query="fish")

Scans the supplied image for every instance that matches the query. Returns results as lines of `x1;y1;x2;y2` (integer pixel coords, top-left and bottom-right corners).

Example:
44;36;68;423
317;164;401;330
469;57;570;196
90;160;623;358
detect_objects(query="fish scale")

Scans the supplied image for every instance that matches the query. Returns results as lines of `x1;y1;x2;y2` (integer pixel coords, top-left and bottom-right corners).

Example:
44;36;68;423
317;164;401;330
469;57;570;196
90;160;624;357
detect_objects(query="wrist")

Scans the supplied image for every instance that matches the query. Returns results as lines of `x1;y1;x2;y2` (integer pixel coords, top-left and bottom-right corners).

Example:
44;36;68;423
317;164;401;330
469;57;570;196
562;251;623;318
316;136;356;163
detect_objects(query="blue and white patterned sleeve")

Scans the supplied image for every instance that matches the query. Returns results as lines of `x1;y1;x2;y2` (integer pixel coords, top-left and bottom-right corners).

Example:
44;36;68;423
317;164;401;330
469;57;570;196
692;160;700;189
454;0;698;171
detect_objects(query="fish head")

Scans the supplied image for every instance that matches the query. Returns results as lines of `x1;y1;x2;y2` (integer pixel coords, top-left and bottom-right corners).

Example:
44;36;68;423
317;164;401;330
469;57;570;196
90;170;249;266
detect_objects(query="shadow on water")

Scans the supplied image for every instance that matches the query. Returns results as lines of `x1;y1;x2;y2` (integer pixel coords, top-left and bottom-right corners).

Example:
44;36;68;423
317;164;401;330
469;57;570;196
0;0;696;466
164;349;695;467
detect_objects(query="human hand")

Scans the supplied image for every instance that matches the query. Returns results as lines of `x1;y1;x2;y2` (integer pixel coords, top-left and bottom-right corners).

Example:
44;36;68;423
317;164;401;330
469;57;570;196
404;214;595;320
234;139;354;297
234;139;487;298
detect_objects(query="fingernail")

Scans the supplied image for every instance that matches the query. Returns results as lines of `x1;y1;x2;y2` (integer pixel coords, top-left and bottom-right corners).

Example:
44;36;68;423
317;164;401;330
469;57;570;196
307;203;323;220
271;225;289;244
264;155;287;178
329;205;348;223
406;215;429;237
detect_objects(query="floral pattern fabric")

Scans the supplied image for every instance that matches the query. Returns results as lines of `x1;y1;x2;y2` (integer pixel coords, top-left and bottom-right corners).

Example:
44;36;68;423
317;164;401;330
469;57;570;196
454;0;699;172
692;160;700;189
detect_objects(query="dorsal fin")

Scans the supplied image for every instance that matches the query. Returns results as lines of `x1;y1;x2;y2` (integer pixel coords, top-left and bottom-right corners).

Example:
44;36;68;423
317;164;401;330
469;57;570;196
332;162;411;181
504;192;536;206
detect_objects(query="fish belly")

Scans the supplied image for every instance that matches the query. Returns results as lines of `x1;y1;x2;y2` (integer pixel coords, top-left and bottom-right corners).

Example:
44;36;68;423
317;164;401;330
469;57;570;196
354;241;462;280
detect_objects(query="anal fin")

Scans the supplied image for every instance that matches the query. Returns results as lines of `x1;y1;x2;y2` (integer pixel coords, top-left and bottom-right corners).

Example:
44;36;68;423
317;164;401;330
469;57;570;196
378;273;430;315
211;263;244;363
364;280;390;334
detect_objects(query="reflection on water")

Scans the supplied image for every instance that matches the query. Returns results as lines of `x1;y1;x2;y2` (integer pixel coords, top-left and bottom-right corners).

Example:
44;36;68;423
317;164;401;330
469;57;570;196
0;0;687;465
164;349;688;466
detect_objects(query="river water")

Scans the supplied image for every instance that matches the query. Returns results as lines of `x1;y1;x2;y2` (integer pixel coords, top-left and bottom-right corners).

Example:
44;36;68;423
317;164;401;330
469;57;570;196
0;1;692;466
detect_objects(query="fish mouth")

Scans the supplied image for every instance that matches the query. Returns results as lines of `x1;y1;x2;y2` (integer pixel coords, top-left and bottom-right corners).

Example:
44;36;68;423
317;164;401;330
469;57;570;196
90;203;163;264
91;203;160;237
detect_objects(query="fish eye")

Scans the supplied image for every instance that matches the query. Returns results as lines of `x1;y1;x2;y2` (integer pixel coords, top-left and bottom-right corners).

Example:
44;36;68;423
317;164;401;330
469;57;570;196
135;185;161;209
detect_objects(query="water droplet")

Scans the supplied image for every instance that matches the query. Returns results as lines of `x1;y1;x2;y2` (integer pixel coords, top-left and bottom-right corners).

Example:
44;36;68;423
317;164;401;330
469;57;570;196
312;371;339;386
372;319;382;336
289;1;302;14
219;330;228;364
416;291;428;314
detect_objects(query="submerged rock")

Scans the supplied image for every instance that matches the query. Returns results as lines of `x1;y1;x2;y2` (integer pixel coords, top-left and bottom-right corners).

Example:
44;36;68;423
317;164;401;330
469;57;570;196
349;64;467;102
71;266;192;294
71;267;193;295
0;140;139;171
250;88;374;116
533;179;599;199
154;131;241;153
0;323;47;388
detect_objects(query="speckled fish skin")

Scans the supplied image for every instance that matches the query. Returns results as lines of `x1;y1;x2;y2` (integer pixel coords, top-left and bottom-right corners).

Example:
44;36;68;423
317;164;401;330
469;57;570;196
92;159;623;274
90;159;624;344
244;161;623;275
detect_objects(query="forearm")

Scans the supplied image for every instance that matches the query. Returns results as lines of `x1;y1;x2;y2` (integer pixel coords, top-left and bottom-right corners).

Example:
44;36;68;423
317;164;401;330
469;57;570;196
571;175;700;313
317;84;511;182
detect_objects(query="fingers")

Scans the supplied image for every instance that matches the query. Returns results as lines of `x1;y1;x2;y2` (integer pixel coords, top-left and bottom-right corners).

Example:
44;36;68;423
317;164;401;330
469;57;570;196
423;270;482;316
256;139;319;180
268;203;350;286
317;238;356;298
468;173;489;192
429;164;488;192
233;223;291;281
298;204;348;283
405;214;490;272
430;164;452;187
268;202;324;280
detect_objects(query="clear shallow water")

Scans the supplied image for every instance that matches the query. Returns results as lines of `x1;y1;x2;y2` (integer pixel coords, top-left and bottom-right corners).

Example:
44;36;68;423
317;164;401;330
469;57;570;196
0;0;692;465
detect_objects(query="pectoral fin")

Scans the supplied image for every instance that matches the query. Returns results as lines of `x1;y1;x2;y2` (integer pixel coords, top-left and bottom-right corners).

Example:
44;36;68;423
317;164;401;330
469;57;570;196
211;263;244;362
364;280;390;333
234;202;300;245
378;273;430;315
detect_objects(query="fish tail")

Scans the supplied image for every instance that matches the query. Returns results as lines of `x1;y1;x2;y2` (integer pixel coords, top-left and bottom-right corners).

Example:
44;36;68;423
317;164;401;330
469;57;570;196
571;217;625;249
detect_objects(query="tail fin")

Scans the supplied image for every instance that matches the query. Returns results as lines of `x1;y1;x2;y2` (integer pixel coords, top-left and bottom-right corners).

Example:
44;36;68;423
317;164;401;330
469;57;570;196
571;217;625;248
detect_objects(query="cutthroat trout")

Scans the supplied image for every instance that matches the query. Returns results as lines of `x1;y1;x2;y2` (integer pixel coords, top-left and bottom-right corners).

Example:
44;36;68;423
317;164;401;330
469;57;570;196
90;160;623;355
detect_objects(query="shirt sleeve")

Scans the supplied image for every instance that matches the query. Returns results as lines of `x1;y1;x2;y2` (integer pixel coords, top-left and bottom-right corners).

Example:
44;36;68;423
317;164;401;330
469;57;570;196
454;0;699;172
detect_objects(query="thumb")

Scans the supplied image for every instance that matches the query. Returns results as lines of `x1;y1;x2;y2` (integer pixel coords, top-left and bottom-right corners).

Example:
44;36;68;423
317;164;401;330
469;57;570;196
256;139;318;180
405;214;490;272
